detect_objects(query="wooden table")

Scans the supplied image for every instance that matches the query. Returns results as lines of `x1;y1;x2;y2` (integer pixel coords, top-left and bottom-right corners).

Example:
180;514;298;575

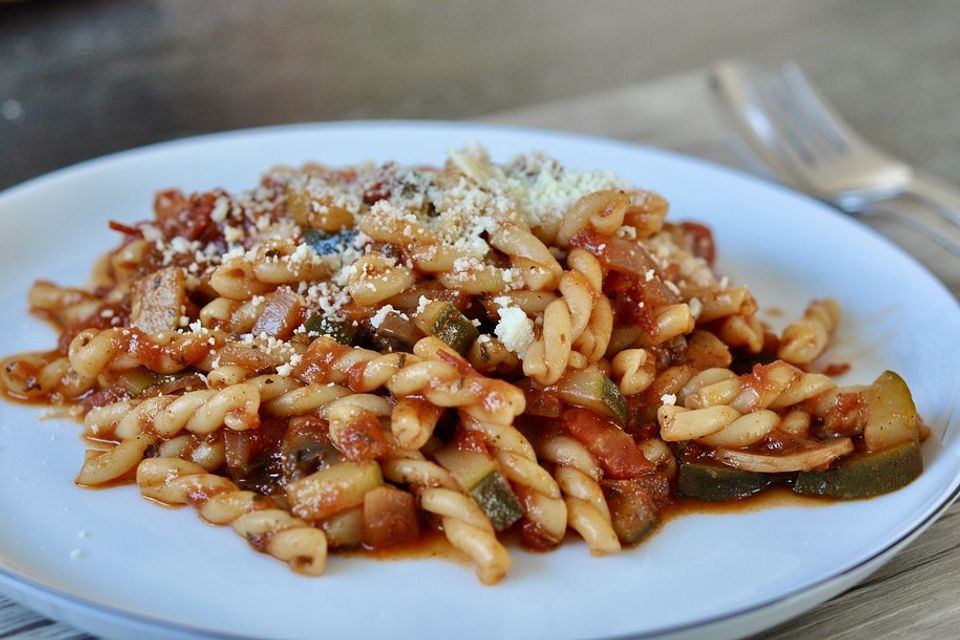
2;2;959;638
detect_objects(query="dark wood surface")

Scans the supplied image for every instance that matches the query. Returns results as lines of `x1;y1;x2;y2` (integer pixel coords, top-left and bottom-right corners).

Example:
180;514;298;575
1;2;960;639
1;0;958;191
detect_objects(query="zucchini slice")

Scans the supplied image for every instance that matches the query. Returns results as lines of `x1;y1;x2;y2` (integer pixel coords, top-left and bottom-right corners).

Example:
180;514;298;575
605;482;659;544
302;229;359;255
434;447;524;531
558;368;628;426
864;371;920;453
320;506;364;549
302;312;359;346
371;311;423;352
414;301;479;354
677;461;773;501
115;368;163;396
793;441;922;499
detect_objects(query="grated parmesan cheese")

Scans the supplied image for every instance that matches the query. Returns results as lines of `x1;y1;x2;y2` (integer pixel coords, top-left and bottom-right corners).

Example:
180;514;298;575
688;297;703;319
494;306;535;358
370;304;398;329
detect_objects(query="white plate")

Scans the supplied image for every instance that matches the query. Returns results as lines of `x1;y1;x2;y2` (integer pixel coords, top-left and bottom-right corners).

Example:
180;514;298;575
1;122;958;640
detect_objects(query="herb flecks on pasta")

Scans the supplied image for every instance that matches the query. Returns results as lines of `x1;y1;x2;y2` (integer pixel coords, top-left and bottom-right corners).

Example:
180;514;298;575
0;144;926;583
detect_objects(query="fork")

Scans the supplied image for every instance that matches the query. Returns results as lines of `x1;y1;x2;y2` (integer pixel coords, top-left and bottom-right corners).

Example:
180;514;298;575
708;60;960;255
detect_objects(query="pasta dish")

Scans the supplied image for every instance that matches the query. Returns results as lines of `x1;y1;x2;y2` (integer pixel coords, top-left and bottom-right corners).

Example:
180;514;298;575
0;144;925;584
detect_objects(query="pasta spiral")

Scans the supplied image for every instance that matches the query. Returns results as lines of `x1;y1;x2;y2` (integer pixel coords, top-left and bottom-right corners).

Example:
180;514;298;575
778;298;841;365
538;435;620;555
383;451;511;584
84;383;261;440
137;457;328;576
68;327;226;377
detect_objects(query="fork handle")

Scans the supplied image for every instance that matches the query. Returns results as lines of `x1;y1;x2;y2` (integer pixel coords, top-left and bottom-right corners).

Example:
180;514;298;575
902;172;960;227
862;196;960;256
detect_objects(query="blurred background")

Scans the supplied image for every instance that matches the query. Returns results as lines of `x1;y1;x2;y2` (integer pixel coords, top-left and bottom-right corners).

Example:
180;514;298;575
1;0;958;190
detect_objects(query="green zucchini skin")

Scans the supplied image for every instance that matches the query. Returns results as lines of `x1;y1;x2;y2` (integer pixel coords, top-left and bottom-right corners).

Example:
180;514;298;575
302;312;359;345
434;448;523;531
470;472;524;531
430;304;479;354
793;441;922;499
606;486;659;544
677;461;774;501
557;369;628;426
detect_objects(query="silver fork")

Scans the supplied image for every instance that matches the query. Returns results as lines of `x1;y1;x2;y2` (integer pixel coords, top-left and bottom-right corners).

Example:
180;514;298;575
708;60;960;255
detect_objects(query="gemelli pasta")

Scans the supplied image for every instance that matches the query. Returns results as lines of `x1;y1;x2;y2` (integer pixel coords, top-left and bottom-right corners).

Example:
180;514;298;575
0;144;926;583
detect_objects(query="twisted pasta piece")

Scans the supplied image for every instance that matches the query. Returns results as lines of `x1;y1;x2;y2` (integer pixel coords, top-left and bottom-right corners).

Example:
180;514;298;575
522;299;572;386
556;190;630;247
156;433;227;471
137;458;327;576
0;353;95;399
488;222;562;291
391;397;444;449
68;327;227;377
522;248;612;385
778;298;841;365
347;253;416;306
76;433;156;486
296;336;420;392
387;358;525;425
199;296;267;333
382;451;511;584
207;364;255;388
661;361;836;446
681;361;834;413
210;240;331;300
658;404;781;447
623;189;668;238
84;383;260;440
538;435;620;555
28;280;103;327
697;286;765;353
610;348;656;395
324;393;393;454
262;381;351;417
461;414;567;548
641;304;696;347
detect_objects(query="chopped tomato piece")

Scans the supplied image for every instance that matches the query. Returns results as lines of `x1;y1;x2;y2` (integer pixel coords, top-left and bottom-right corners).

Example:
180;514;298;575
562;408;653;479
154;189;225;243
680;222;716;265
336;412;391;461
450;428;491;455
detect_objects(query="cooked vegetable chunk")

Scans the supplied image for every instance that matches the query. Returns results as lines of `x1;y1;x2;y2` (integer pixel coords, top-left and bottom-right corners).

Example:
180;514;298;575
130;266;186;335
793;441;922;499
251;287;302;339
435;447;524;531
605;480;659;544
363;485;420;548
558;369;628;426
414;300;479;354
863;371;920;453
677;461;773;501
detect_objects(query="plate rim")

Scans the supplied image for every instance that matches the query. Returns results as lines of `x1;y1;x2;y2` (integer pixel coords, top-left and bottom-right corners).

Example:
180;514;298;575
2;119;959;640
